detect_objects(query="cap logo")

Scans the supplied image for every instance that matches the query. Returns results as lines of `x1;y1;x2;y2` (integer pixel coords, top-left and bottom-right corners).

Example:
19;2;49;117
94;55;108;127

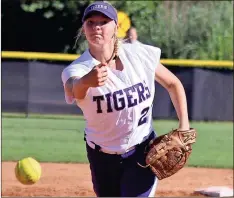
90;4;108;10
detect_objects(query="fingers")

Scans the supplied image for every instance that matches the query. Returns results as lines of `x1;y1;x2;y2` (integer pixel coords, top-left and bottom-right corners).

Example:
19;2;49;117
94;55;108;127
97;67;108;77
91;63;108;87
98;73;108;83
100;67;107;74
97;74;108;86
97;63;108;77
101;74;108;81
97;62;107;69
95;63;107;72
101;70;108;77
98;63;107;72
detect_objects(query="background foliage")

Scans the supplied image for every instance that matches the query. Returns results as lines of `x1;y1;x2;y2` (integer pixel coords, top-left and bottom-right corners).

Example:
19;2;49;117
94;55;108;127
2;0;233;60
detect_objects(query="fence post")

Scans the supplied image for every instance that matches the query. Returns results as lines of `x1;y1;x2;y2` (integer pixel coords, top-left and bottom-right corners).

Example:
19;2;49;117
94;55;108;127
26;61;30;118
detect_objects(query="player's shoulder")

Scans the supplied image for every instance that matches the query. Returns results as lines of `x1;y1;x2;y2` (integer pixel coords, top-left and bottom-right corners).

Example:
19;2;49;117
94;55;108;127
61;49;94;84
121;42;161;59
65;50;91;69
121;41;160;53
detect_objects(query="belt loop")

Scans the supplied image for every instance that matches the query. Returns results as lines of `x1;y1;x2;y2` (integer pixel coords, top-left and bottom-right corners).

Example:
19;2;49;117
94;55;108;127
91;141;101;152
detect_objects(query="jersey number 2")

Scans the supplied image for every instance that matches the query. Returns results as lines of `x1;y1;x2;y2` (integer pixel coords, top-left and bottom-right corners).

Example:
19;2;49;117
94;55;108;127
138;106;150;126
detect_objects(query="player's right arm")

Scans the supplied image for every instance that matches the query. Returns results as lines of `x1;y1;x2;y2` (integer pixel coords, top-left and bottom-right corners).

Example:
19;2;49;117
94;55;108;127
64;76;90;100
63;62;108;100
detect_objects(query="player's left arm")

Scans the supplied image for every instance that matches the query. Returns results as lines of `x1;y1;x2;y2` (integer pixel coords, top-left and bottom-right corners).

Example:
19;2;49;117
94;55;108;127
155;63;190;130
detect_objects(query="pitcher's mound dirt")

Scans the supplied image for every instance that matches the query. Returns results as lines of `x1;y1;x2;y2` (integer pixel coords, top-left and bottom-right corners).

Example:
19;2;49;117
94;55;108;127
2;162;233;197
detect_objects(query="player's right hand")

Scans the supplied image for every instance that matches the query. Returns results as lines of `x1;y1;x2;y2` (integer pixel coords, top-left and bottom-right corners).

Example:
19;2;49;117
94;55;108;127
85;63;108;87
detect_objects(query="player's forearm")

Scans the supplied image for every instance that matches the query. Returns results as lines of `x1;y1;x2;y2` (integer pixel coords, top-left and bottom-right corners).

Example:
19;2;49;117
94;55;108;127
167;80;190;130
72;75;90;100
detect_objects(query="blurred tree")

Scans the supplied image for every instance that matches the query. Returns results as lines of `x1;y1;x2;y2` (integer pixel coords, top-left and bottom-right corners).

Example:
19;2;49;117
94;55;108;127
135;1;233;60
1;0;161;54
1;0;233;60
2;0;92;53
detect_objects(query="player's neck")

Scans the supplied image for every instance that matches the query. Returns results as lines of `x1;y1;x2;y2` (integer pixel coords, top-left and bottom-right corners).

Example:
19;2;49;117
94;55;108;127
89;43;115;64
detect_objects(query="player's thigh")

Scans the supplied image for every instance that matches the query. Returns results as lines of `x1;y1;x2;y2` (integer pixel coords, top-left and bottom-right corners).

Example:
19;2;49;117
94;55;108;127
86;144;122;197
120;147;158;197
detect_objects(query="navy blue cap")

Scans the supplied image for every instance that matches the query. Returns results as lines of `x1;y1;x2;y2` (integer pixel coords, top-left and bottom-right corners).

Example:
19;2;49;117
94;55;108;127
82;1;118;24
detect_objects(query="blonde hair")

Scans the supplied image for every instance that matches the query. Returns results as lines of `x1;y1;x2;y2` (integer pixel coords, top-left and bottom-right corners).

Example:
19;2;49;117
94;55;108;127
111;34;120;61
73;26;84;50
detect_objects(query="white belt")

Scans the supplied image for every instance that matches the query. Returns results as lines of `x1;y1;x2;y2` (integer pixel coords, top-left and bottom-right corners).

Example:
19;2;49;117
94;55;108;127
86;140;136;155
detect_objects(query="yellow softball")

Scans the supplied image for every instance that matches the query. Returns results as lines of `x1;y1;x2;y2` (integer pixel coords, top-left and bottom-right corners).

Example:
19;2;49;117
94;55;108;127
15;157;41;185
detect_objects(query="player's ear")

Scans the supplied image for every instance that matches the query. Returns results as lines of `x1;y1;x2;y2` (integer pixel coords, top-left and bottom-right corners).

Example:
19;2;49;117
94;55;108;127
114;24;118;36
116;24;119;30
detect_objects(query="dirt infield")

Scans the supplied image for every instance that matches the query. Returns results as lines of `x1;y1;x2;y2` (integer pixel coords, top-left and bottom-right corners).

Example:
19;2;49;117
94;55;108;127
2;162;233;197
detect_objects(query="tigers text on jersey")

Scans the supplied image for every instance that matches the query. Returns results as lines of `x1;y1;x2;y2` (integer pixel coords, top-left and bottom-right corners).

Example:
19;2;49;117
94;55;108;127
62;43;161;153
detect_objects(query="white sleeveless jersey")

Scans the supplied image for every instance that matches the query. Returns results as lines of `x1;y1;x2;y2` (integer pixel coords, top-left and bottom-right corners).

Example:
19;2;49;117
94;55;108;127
62;43;161;153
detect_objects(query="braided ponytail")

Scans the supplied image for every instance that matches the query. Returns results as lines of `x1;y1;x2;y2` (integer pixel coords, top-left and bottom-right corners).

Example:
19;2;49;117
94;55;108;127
73;26;84;50
113;36;120;60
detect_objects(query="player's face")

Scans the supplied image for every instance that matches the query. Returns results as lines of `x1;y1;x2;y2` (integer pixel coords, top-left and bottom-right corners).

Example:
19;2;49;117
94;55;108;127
83;13;117;47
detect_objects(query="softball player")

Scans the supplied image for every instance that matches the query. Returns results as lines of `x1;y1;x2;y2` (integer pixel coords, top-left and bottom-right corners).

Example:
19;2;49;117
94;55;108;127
62;1;190;197
125;26;142;45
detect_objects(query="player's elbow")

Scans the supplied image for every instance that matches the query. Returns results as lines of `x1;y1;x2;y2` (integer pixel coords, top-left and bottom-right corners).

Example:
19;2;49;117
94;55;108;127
167;78;185;94
168;77;181;89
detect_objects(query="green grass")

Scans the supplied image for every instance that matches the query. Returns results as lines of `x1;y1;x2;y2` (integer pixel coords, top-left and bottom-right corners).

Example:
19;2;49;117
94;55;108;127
2;113;233;168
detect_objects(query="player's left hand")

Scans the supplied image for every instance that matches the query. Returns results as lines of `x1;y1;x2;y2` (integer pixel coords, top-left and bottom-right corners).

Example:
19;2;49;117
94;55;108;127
139;128;197;180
